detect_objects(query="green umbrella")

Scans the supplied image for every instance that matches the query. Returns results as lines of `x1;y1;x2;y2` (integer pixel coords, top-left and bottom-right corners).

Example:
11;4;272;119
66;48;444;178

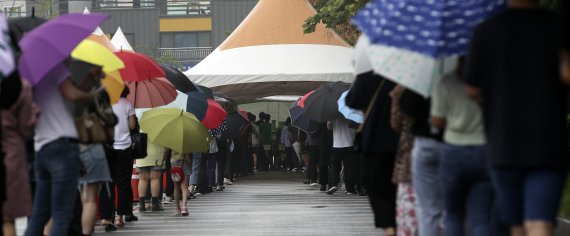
140;108;212;154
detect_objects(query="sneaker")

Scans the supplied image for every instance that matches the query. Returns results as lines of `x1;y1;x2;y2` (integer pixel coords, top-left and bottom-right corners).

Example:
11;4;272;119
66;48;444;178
310;182;318;187
292;168;298;172
216;186;224;191
224;178;233;185
326;186;339;195
162;195;173;204
319;186;327;192
303;180;311;184
346;191;357;195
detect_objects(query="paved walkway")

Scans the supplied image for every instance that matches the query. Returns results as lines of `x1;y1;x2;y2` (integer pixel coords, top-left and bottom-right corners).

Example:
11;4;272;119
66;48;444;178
18;171;384;236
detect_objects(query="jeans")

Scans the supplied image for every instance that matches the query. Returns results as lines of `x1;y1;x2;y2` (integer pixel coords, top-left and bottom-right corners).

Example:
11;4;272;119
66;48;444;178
490;167;567;225
412;137;444;236
25;139;81;236
440;144;493;236
190;153;201;185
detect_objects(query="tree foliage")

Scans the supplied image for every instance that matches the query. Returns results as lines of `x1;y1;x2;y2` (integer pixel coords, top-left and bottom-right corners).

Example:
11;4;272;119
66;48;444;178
304;0;370;45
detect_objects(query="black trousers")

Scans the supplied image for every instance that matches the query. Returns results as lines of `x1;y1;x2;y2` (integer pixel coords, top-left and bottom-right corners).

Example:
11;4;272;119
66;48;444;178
164;160;173;197
318;148;331;187
363;152;397;228
307;145;319;182
330;147;359;191
112;149;134;216
196;152;209;192
217;148;227;186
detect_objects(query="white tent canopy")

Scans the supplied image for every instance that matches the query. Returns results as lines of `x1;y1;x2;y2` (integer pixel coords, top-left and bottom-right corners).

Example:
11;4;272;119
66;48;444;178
185;0;354;101
111;27;134;51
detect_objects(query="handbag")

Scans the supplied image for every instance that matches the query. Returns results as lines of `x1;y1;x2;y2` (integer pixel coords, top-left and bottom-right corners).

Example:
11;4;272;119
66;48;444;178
75;95;118;144
131;122;148;159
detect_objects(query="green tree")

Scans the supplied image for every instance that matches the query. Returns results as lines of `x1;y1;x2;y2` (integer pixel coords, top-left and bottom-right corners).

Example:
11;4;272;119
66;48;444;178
303;0;371;45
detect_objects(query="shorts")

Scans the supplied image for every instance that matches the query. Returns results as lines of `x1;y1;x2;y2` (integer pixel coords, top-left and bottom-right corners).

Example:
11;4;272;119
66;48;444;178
171;160;192;176
79;145;112;185
137;165;165;173
490;167;567;225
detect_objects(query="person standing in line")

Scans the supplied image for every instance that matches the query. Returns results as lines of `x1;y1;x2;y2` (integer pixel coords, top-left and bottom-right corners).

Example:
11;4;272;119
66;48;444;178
258;113;273;170
280;118;297;171
432;58;493;236
136;143;166;213
317;123;333;192
325;119;358;195
206;137;219;193
465;1;568;235
109;87;138;226
25;64;99;236
289;123;302;169
2;78;37;236
248;113;261;172
169;149;191;216
189;152;202;194
345;73;399;236
304;127;320;186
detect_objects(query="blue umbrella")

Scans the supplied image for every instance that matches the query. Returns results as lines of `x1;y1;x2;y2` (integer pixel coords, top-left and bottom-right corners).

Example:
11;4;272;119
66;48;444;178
337;91;364;124
289;101;320;133
352;0;505;57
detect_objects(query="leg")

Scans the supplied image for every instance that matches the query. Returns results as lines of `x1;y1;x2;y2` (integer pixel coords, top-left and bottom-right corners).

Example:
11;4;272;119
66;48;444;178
138;171;150;203
3;221;16;236
490;168;524;234
342;148;359;192
47;143;81;236
81;183;100;235
412;137;444;236
190;153;201;186
440;146;469;236
173;181;181;214
523;169;567;236
307;145;319;182
467;180;493;236
217;150;227;187
363;153;397;230
115;150;134;217
328;148;343;190
24;150;52;236
181;176;190;215
318;147;330;190
207;153;217;189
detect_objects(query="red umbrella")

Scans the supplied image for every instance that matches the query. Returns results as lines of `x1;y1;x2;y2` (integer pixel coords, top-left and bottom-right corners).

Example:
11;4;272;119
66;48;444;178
203;99;228;129
238;108;249;121
115;51;165;82
298;90;315;108
125;78;177;108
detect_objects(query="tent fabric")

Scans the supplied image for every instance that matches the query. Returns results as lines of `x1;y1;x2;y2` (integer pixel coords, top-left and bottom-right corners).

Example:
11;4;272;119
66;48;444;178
83;7;105;36
111;27;134;51
185;0;354;101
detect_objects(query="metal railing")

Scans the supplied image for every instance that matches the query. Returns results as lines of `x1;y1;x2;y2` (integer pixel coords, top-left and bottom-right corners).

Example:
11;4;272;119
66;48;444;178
158;47;213;64
92;0;211;16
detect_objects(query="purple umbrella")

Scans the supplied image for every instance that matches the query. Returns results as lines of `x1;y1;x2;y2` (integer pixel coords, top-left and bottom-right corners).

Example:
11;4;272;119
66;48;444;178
18;13;108;85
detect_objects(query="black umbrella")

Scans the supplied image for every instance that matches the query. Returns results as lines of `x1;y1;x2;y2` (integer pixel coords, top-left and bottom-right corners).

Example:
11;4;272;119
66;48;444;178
289;101;320;133
196;85;214;99
302;81;351;122
210;112;248;140
160;64;197;93
213;92;238;106
8;8;47;49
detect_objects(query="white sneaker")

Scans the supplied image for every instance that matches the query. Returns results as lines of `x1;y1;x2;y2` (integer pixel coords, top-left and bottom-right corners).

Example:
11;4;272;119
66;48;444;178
310;182;318;187
224;178;233;185
162;193;173;204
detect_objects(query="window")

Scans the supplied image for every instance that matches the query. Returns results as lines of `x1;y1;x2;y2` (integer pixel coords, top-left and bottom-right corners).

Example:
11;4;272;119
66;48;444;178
160;32;211;48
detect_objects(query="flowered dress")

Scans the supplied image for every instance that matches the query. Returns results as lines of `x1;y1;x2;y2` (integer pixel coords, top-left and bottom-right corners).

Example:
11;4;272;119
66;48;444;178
390;86;419;236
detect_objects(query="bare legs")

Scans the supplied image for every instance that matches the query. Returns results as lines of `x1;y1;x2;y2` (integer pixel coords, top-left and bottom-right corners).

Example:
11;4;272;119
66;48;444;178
3;221;16;236
80;183;100;235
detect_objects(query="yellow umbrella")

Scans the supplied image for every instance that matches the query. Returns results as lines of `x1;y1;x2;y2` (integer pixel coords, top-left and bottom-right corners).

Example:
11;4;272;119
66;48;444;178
71;39;124;73
102;71;124;104
140;108;212;154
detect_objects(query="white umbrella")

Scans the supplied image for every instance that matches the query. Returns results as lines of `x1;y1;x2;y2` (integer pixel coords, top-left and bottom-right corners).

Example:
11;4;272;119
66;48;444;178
358;35;457;97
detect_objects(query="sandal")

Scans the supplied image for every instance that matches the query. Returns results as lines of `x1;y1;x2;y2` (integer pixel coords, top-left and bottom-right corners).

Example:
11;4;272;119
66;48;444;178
114;216;125;227
181;208;189;216
175;205;182;216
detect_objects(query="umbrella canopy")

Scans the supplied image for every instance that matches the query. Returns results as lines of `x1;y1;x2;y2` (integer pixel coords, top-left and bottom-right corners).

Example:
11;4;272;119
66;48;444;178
8;14;47;46
71;39;124;73
352;0;505;57
302;81;351;122
115;51;165;82
161;64;197;93
289;101;319;133
125;78;177;108
224;112;249;139
196;85;214;99
18;13;108;85
358;35;456;97
101;71;124;104
297;90;314;108
186;91;228;129
139;108;212;154
338;91;364;124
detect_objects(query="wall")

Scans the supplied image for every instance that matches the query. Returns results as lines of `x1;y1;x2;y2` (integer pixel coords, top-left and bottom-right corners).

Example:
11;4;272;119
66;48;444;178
211;0;257;48
93;8;160;54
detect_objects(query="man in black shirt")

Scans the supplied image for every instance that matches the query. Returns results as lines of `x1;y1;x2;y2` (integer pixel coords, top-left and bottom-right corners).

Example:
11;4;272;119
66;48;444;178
465;0;568;235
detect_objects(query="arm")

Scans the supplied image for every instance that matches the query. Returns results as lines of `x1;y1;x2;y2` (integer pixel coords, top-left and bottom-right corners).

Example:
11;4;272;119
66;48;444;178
389;86;404;133
59;78;96;102
561;51;570;86
128;115;137;131
464;85;482;103
430;116;446;130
